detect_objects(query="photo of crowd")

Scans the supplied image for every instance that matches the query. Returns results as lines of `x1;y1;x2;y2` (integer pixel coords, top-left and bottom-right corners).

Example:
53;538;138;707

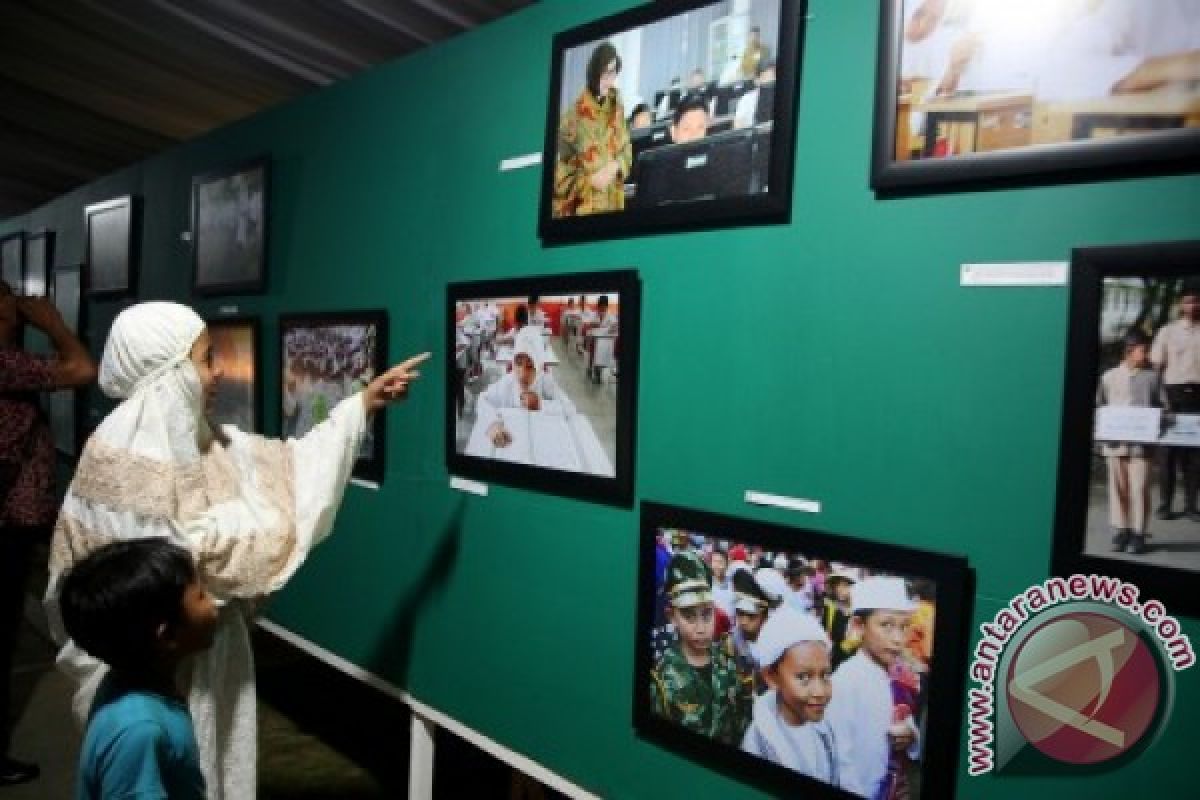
550;0;785;219
645;526;942;799
1085;276;1200;570
282;318;380;460
207;319;258;433
893;0;1200;162
453;292;620;477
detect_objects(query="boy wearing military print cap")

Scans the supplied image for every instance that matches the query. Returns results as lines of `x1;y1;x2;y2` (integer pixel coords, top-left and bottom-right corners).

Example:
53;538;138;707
650;550;751;745
724;567;772;695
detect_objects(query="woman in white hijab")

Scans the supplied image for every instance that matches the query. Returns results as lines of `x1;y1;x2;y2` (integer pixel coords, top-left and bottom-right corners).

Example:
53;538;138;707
45;302;428;799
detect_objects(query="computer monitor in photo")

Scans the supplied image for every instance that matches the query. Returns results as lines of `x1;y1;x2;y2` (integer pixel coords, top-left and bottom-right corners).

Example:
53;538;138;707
634;128;764;208
754;83;776;125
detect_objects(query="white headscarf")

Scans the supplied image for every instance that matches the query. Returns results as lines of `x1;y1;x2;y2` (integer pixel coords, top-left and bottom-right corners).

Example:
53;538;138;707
48;302;370;799
97;302;209;464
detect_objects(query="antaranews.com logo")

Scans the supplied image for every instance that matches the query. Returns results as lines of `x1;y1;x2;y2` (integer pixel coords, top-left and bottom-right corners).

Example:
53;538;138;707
967;574;1194;775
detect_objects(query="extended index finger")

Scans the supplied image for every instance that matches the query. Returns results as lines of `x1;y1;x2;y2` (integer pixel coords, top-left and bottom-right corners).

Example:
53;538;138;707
397;352;432;371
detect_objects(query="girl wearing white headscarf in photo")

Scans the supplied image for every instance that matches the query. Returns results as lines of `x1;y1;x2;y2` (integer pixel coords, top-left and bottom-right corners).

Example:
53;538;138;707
742;607;862;796
44;302;429;800
478;332;576;448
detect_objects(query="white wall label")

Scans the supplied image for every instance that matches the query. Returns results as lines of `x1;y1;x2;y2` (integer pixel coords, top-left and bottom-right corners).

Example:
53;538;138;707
745;490;821;514
450;476;488;496
960;262;1067;286
499;152;542;172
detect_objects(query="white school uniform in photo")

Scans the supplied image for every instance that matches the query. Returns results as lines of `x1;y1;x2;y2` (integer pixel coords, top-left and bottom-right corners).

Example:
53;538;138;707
826;651;920;800
742;690;860;792
1034;0;1143;100
476;342;576;421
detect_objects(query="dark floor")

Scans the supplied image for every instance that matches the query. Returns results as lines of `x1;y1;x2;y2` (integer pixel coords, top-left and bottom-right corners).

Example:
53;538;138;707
6;590;565;799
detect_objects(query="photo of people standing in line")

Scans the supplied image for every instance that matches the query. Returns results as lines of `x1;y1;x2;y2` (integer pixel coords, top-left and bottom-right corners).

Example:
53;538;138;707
1086;276;1200;569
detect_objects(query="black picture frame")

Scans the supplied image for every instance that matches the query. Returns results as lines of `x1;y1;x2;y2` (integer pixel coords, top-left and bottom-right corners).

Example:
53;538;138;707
84;195;138;297
1;232;24;293
1053;239;1200;618
24;231;54;298
538;0;805;243
636;501;973;799
871;0;1200;192
280;310;388;484
191;156;270;295
446;270;641;507
49;265;87;458
206;315;263;434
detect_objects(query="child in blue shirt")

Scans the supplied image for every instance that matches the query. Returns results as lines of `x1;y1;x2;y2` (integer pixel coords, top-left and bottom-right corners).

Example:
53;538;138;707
60;539;218;800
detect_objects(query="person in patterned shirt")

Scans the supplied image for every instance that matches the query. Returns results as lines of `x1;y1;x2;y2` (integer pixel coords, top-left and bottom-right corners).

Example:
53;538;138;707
650;549;751;746
553;41;632;218
0;279;96;786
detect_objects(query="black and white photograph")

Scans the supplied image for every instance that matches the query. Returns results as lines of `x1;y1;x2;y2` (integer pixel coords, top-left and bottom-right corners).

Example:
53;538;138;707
48;265;85;457
1;232;24;293
84;195;137;297
24;232;53;298
192;157;269;295
539;0;804;242
1054;240;1200;617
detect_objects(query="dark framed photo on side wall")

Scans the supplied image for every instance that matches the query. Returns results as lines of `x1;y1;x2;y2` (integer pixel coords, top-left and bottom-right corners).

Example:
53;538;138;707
872;0;1200;192
1;232;25;293
280;310;388;484
24;231;54;298
539;0;806;243
49;265;87;457
636;502;973;799
447;270;641;506
1053;239;1200;617
192;156;269;295
206;316;262;434
84;195;138;297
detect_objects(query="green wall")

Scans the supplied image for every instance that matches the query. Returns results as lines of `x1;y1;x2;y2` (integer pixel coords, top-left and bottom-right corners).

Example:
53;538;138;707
5;0;1200;796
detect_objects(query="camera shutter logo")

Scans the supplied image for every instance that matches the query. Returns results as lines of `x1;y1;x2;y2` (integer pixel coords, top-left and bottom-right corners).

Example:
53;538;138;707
1005;612;1161;765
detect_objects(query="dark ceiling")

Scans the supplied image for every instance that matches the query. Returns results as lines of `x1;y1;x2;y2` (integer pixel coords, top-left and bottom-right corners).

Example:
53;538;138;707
0;0;534;218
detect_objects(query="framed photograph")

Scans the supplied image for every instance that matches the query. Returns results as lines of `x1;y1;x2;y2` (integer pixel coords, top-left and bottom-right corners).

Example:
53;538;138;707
539;0;806;243
1;232;24;292
191;156;269;295
84;195;138;297
636;501;973;799
447;270;641;506
206;316;262;433
280;310;387;483
49;265;87;457
1053;239;1200;617
872;0;1200;191
24;231;54;298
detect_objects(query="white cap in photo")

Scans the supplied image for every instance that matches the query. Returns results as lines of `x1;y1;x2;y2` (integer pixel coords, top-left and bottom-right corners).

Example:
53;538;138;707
852;576;916;614
752;607;831;668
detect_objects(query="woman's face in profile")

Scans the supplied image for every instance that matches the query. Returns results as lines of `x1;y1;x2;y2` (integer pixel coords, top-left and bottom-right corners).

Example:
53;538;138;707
599;60;619;96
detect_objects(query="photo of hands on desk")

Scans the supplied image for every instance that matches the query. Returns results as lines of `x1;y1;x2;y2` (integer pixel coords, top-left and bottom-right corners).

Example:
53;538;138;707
453;293;620;476
895;0;1200;160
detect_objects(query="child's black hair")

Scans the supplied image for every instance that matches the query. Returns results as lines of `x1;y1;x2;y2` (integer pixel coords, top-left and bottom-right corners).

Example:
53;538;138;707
672;96;709;128
60;539;197;673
